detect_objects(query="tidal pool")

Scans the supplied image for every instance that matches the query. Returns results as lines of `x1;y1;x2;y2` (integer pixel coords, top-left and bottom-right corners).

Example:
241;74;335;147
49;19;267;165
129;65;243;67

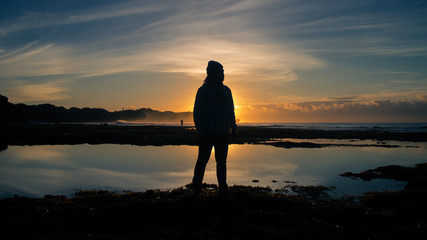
0;141;426;198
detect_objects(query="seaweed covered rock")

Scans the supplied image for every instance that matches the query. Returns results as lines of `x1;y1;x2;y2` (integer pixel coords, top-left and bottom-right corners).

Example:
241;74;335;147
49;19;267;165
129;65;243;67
1;185;426;239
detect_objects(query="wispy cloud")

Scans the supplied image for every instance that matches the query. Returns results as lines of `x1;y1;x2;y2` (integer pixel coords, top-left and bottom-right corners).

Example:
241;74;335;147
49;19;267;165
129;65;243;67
0;1;166;35
0;43;72;78
0;0;326;82
241;100;427;123
0;0;426;118
276;1;427;56
6;81;70;102
3;0;424;82
239;91;427;122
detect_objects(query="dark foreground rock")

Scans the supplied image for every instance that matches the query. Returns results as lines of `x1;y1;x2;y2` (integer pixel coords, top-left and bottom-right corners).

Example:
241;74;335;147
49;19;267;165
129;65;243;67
340;162;427;228
1;183;426;240
340;162;427;184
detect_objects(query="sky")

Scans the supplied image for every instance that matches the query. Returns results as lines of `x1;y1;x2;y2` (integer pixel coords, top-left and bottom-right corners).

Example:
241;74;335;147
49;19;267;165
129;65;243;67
1;0;427;122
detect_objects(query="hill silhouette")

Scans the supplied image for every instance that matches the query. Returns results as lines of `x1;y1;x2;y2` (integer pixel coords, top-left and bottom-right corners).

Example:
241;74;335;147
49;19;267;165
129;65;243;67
0;95;192;124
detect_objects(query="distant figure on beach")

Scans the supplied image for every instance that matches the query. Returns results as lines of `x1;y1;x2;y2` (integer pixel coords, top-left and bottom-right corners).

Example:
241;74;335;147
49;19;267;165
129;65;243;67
192;60;237;198
181;120;183;127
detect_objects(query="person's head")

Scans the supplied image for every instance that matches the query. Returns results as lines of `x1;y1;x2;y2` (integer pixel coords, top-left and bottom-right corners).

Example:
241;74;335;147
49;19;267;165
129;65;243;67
205;60;224;85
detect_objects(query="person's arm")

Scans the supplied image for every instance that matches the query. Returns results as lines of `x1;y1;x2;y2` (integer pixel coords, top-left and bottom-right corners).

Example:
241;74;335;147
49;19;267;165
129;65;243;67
228;89;237;137
193;88;205;135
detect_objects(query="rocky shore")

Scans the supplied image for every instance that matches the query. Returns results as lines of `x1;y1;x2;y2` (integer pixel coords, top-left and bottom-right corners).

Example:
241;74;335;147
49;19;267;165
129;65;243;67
1;124;426;239
1;124;426;148
1;161;426;240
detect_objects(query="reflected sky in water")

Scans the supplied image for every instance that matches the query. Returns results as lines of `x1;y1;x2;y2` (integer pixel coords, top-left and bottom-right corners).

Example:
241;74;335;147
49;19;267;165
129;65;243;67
1;142;426;198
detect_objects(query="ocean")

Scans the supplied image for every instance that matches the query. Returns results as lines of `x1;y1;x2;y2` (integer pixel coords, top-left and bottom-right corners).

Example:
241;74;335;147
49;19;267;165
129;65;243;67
110;121;427;132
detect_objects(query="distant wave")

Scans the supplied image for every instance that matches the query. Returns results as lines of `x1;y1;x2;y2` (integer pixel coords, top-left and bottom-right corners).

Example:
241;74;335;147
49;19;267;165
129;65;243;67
238;122;427;132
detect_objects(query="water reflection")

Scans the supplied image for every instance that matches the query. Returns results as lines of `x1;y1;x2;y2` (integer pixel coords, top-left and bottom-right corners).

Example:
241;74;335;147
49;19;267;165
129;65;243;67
0;142;426;198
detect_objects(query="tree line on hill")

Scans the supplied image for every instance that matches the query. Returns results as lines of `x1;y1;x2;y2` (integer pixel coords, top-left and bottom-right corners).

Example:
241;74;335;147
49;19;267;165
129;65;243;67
0;95;192;124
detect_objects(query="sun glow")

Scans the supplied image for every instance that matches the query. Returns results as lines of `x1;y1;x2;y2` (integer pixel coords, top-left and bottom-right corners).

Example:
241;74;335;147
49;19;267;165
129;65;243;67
234;105;242;123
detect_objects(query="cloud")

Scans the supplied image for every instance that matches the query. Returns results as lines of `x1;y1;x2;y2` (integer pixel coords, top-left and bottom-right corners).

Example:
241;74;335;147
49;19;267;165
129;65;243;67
240;96;427;123
7;81;70;102
0;0;326;83
273;1;427;56
0;1;166;35
327;96;359;101
1;0;426;114
0;43;73;78
76;0;326;81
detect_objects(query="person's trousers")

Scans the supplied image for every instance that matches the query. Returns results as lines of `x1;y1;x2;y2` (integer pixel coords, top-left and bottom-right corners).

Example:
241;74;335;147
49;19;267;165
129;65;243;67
192;134;229;193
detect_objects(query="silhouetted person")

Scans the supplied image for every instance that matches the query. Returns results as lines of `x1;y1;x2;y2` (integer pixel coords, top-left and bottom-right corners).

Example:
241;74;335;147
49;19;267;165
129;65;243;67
192;60;237;198
181;119;183;127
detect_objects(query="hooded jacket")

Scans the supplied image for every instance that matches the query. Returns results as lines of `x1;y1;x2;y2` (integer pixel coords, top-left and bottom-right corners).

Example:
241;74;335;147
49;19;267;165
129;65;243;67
193;82;237;135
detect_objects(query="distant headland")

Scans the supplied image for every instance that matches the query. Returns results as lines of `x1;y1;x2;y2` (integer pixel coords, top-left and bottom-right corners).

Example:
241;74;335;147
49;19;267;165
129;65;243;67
0;95;192;124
